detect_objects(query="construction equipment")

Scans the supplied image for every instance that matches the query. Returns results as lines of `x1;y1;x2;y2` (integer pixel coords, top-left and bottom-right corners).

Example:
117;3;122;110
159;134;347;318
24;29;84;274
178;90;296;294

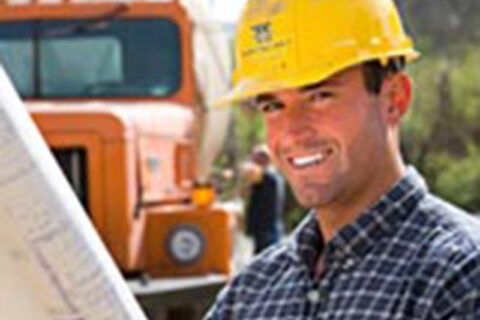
0;0;234;318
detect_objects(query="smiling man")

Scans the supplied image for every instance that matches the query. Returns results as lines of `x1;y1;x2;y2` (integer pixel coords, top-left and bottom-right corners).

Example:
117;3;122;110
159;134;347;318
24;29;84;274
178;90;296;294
205;0;480;319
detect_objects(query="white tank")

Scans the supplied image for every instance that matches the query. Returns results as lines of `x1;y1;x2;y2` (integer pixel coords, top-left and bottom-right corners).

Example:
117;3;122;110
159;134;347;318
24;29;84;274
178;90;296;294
181;0;234;183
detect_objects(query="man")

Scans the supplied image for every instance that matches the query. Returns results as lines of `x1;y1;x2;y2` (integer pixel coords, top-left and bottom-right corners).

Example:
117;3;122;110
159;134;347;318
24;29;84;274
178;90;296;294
244;145;285;254
206;0;480;319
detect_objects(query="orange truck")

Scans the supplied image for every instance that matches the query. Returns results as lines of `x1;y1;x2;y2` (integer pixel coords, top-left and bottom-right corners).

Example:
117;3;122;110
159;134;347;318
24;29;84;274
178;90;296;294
0;0;235;318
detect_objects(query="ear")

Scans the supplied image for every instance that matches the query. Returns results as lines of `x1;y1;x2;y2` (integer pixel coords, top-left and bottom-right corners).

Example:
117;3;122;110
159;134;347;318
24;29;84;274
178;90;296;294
383;73;412;124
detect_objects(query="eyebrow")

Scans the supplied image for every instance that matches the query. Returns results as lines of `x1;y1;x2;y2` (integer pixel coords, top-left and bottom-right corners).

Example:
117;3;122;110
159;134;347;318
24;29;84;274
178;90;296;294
252;77;342;106
254;93;278;106
299;78;341;92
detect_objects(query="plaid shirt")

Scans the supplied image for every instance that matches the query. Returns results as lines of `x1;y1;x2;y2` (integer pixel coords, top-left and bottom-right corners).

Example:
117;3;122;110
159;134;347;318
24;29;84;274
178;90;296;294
205;168;480;319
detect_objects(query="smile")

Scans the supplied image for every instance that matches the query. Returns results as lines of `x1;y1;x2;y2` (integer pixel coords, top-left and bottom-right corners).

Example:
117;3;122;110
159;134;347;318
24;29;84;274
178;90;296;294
288;149;333;169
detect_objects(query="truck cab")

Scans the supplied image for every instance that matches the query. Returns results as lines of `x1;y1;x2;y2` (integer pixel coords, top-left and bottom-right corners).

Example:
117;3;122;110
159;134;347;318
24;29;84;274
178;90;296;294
0;0;234;280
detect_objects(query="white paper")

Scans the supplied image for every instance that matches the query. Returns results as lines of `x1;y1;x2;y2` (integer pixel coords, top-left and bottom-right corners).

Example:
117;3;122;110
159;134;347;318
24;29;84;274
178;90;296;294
0;66;147;320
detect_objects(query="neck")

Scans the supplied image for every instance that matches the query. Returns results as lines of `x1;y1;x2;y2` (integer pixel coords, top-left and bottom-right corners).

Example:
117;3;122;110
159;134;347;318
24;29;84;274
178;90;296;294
316;158;406;242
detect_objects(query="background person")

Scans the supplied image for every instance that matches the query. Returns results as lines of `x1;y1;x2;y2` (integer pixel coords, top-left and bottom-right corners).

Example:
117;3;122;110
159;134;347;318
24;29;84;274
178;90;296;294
243;145;285;254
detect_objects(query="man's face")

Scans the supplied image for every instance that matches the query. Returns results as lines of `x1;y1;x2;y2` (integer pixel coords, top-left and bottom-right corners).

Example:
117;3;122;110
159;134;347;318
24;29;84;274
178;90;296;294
255;66;396;210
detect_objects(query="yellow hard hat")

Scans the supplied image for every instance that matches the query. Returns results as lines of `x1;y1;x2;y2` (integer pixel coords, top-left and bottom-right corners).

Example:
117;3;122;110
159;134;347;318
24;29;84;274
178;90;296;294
221;0;419;105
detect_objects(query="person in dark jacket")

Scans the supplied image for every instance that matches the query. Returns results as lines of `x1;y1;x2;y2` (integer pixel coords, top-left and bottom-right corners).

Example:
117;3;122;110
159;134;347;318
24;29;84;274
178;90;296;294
245;145;285;254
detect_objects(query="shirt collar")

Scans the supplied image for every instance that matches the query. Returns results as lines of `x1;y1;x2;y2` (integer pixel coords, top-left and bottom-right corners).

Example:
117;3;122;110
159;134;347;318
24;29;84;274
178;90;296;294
287;167;428;269
287;211;323;271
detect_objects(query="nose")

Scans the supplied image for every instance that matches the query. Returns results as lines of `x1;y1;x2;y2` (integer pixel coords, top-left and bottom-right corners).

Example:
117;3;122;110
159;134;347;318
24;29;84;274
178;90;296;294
283;99;314;135
265;90;316;152
279;107;319;155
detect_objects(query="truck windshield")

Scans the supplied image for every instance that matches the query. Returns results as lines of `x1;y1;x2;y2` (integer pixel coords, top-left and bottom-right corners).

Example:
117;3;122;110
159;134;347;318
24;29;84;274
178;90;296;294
0;18;181;98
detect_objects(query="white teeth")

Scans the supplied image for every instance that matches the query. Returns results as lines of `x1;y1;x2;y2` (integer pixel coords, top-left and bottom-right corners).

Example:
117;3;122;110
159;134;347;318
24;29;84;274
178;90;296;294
292;154;324;168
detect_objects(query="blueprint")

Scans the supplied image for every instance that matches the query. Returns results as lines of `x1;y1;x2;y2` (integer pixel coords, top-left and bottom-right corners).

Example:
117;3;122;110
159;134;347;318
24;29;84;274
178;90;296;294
0;66;147;320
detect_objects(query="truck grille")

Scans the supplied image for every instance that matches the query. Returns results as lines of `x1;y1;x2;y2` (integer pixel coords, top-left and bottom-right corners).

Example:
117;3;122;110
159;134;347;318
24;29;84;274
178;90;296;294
52;147;90;214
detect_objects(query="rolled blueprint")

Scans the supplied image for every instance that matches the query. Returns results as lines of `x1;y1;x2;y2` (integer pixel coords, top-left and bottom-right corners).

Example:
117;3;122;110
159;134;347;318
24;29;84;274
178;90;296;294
0;66;147;319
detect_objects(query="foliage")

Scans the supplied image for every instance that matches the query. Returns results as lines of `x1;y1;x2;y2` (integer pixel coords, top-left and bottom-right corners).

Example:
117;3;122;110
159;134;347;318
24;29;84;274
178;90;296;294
234;105;266;160
398;0;480;55
213;105;266;200
403;44;480;212
431;145;480;211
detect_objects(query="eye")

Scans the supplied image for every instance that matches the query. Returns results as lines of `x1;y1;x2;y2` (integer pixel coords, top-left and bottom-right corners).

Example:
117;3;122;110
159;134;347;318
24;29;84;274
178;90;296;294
306;90;334;103
257;101;284;114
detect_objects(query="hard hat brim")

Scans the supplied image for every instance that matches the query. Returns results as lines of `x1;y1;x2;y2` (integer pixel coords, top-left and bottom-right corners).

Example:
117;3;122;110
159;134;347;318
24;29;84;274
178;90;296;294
213;49;420;108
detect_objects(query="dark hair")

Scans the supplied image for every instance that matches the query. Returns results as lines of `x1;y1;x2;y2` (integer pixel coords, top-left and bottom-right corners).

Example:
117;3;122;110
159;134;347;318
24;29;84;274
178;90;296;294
362;57;406;95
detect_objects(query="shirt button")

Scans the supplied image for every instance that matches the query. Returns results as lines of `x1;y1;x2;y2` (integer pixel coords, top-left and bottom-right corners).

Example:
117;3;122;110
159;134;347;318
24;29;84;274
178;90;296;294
307;290;320;303
344;258;355;269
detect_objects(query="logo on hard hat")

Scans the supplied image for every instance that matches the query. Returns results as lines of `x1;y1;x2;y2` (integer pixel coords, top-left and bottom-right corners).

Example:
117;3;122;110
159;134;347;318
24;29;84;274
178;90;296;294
252;22;272;43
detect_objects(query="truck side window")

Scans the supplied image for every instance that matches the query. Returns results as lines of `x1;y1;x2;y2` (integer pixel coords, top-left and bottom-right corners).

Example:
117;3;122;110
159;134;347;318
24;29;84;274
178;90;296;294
0;23;34;96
